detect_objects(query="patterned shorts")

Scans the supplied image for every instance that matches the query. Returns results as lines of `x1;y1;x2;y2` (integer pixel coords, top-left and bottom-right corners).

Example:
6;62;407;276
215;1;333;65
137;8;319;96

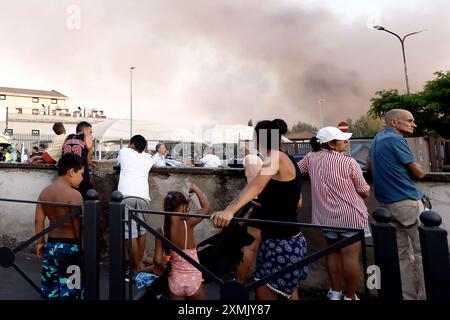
255;233;308;298
40;238;83;300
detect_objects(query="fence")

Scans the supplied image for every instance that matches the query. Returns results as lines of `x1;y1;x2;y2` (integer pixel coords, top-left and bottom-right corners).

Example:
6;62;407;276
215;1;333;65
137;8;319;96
108;191;369;300
428;137;450;172
6;133;56;155
371;207;450;300
0;189;100;300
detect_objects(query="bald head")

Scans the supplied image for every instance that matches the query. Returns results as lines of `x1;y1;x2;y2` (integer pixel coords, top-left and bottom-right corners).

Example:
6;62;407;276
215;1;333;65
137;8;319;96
384;109;416;136
385;109;406;126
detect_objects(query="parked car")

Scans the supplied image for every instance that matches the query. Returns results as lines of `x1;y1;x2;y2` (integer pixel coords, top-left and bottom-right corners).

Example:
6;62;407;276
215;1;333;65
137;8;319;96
165;159;184;167
290;153;306;163
290;152;366;170
353;157;366;171
228;156;244;168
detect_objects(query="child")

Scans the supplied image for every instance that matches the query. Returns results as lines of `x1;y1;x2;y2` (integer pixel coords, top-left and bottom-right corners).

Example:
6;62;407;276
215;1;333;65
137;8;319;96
30;122;66;164
34;153;84;300
153;184;210;300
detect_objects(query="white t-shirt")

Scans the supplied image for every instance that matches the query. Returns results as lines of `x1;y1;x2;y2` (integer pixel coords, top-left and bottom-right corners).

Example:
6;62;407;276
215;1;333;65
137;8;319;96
201;154;222;168
117;148;155;200
152;152;166;167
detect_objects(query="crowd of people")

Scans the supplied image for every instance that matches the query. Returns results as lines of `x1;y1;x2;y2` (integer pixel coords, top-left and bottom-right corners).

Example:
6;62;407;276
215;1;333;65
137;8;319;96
32;108;427;301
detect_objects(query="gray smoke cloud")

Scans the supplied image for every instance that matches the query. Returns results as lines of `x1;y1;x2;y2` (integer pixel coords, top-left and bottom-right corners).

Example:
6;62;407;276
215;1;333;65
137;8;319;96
0;0;449;128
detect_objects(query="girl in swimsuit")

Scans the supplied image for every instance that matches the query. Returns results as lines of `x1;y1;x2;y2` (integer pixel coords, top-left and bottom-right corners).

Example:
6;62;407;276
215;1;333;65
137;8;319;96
153;184;211;300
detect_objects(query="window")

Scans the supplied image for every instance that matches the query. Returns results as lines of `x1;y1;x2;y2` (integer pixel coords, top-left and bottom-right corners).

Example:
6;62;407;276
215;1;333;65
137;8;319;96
16;108;23;114
0;95;5;100
32;97;39;103
51;98;57;104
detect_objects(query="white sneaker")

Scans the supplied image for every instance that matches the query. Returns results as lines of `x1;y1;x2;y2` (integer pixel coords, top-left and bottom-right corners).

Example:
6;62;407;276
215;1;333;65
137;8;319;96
326;289;343;300
343;294;360;300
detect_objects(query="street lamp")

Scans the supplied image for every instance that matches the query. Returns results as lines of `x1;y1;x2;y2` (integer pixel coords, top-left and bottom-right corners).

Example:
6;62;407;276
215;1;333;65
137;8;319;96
318;100;325;128
130;66;135;139
373;25;424;94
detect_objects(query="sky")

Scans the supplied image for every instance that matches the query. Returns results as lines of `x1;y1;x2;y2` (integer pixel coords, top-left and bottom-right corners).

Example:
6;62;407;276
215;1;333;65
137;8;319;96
1;0;449;128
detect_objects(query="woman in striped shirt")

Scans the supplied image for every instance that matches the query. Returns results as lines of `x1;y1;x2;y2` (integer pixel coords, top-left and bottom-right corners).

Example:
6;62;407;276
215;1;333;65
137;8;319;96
298;126;370;301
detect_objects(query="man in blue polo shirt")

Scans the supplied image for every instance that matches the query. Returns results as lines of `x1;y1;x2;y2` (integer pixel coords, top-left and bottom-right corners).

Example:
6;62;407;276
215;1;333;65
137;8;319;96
367;108;426;300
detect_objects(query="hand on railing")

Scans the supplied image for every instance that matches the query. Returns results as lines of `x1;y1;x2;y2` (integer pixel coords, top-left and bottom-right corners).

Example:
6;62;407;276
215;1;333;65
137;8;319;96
211;208;235;229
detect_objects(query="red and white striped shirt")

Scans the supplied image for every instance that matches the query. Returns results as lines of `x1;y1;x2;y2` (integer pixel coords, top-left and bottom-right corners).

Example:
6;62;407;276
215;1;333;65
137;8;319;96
298;150;370;229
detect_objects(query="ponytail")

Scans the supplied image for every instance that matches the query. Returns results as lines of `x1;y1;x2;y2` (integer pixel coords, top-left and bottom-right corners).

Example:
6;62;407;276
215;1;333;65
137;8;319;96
163;191;188;247
310;137;332;152
272;119;288;135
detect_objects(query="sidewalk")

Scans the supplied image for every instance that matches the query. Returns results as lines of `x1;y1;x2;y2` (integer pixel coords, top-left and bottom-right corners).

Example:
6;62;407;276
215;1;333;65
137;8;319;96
1;252;329;300
0;252;222;300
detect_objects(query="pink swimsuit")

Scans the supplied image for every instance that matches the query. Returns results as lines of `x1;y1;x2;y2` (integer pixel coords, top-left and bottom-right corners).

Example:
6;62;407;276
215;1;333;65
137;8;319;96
166;221;203;297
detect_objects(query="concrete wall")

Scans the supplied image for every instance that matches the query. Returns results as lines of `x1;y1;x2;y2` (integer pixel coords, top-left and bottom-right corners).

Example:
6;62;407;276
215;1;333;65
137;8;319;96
0;165;56;247
1;162;449;291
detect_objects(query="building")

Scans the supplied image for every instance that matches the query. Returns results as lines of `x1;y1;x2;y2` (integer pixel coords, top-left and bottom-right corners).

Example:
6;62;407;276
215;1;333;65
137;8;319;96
0;87;69;116
0;86;107;135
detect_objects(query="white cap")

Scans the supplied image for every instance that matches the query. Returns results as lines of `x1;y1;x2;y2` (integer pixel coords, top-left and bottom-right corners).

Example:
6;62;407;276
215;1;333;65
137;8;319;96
316;126;352;144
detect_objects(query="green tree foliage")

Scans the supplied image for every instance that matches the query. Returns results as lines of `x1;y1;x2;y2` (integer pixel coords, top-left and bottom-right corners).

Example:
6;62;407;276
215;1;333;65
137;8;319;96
290;121;318;133
347;115;384;138
369;71;450;138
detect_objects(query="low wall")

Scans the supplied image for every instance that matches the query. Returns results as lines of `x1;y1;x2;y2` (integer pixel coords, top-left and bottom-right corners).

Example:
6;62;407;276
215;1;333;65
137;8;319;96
1;162;449;291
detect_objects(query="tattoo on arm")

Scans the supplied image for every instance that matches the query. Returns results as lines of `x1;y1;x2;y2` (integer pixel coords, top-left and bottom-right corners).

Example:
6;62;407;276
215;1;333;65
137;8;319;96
230;196;241;207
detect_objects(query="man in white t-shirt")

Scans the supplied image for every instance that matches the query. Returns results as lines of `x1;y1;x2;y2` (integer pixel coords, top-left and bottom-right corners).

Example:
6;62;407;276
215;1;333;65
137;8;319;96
152;142;167;167
117;134;155;276
200;147;222;168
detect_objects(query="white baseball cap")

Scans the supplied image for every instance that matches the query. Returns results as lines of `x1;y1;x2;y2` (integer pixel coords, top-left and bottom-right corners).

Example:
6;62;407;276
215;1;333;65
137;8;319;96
316;126;352;144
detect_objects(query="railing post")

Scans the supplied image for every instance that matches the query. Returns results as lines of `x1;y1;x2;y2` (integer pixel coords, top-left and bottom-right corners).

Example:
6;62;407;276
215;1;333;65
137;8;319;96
371;207;403;299
83;189;100;300
109;191;125;300
418;210;450;300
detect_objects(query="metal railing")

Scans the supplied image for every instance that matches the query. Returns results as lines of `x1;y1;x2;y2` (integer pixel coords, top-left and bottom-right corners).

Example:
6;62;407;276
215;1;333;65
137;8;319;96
5;133;56;154
371;207;450;300
0;189;100;300
108;191;369;300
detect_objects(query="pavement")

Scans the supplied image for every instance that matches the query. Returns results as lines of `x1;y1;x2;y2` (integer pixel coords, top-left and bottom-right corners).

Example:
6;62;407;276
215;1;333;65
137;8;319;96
1;252;330;300
0;252;225;300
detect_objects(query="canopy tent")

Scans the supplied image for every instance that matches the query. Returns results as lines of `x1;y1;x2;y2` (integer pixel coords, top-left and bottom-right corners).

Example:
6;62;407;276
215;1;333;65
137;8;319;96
202;124;254;145
65;120;255;145
0;133;11;147
65;119;203;143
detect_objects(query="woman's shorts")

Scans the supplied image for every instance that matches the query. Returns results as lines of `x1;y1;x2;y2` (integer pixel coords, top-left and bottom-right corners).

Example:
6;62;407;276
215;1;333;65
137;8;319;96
255;233;308;298
322;227;371;240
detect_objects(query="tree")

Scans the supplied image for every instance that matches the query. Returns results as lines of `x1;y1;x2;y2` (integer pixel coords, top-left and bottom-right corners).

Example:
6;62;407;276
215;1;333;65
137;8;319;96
369;71;450;138
418;71;450;138
247;119;253;127
290;121;317;133
347;115;384;138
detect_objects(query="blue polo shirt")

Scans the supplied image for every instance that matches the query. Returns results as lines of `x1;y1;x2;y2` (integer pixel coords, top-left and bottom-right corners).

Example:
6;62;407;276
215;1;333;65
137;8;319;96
369;128;422;204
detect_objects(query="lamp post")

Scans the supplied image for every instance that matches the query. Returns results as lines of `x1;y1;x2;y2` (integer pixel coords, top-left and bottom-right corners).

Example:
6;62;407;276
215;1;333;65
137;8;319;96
130;66;135;139
318;100;325;128
373;25;424;94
